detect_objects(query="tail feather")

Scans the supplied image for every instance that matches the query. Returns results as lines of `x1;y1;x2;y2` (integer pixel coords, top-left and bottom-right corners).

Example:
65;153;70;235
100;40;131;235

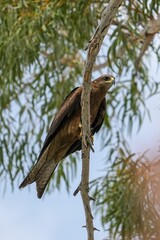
19;145;52;189
35;162;58;198
19;166;40;189
19;141;66;198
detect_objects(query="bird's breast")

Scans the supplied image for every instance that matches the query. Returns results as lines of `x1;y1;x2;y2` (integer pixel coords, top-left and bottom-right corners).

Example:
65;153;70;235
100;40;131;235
90;94;104;124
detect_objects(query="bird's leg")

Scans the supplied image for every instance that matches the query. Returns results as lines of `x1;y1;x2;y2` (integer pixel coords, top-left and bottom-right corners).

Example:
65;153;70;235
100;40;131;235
79;123;94;152
85;135;94;152
90;128;94;145
79;123;83;137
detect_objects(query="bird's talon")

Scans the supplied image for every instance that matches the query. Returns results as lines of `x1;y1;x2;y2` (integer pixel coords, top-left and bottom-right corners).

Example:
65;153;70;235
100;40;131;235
91;135;94;144
79;123;83;137
85;135;94;152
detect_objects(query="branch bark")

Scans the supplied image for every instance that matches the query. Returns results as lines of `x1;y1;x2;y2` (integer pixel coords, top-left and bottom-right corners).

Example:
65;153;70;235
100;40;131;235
135;14;160;68
80;1;123;240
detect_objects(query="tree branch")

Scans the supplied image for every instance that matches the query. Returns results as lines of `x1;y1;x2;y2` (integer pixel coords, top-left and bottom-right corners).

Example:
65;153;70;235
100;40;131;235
80;1;123;239
135;14;160;68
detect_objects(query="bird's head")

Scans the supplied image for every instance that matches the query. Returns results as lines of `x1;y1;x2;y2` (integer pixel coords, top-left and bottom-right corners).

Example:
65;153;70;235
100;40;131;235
103;74;115;84
92;74;115;92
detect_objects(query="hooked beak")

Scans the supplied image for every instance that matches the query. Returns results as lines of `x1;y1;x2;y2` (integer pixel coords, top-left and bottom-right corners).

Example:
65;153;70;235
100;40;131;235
111;76;115;85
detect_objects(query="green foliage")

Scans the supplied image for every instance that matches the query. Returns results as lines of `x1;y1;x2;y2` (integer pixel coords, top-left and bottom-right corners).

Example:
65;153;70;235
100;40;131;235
1;0;160;238
91;146;160;239
0;0;99;186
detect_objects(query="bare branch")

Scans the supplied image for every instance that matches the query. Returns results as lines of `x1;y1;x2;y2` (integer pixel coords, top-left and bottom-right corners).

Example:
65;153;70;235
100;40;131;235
135;14;160;68
80;1;124;240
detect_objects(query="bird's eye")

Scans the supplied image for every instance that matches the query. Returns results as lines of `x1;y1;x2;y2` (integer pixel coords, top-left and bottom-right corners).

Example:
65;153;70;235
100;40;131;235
104;76;110;81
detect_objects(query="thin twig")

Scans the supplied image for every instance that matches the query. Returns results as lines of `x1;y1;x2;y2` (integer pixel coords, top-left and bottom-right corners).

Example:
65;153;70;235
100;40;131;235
135;14;160;68
80;1;123;240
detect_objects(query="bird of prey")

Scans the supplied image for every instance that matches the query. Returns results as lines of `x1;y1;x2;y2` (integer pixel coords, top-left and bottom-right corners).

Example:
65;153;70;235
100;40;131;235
19;74;115;198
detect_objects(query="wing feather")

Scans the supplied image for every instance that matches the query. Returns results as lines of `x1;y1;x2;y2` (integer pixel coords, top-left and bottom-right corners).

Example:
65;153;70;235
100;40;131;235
38;86;82;159
19;86;82;190
65;98;106;157
91;98;106;133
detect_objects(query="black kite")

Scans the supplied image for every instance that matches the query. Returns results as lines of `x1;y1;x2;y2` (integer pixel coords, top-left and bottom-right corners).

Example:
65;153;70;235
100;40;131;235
19;74;115;198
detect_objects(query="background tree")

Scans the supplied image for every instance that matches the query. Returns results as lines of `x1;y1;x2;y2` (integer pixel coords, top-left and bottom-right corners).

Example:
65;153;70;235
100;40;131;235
1;0;160;239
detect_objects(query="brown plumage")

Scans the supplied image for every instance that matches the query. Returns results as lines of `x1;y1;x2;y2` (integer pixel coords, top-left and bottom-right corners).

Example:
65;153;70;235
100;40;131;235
19;74;115;198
